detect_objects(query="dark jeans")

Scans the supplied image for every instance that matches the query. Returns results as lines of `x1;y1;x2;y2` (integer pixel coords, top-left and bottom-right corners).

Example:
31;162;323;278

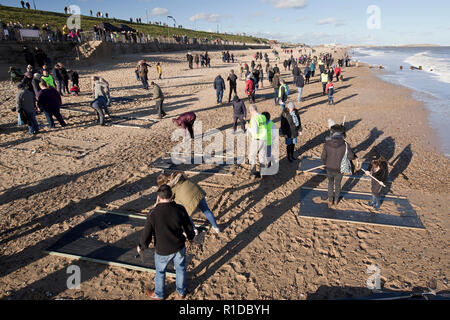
90;97;110;125
55;79;63;95
216;89;223;103
228;86;237;102
273;88;279;104
186;123;194;139
25;110;39;134
155;99;165;118
44;109;66;128
233;114;246;132
322;82;327;94
248;92;255;103
141;77;149;90
327;170;343;201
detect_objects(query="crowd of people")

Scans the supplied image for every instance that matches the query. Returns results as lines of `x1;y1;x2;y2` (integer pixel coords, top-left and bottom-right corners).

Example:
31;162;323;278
8;43;393;300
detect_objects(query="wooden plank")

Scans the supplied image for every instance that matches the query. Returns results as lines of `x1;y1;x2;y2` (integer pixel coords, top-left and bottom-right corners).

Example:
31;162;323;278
301;186;407;200
299;188;425;230
44;250;174;275
44;212;177;276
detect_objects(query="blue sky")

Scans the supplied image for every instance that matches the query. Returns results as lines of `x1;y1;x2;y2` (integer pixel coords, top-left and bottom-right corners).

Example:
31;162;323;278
4;0;449;45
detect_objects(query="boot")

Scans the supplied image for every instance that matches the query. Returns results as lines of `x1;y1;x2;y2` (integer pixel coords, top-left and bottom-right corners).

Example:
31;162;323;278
286;146;293;162
290;145;297;160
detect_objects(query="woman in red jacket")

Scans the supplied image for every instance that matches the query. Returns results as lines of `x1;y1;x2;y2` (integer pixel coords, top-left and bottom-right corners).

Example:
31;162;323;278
245;75;255;103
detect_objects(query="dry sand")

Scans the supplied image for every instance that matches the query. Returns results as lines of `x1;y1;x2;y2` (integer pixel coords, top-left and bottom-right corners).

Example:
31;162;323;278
0;46;448;300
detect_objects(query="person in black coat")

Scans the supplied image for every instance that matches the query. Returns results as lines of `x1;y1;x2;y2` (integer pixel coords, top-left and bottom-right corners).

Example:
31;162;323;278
231;95;247;133
280;102;302;162
227;70;237;103
321;124;356;207
23;46;35;69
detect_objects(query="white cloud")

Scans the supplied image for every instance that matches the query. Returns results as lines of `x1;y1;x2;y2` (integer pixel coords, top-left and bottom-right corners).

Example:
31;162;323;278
273;17;281;23
189;13;221;23
265;0;308;9
317;17;346;27
151;7;169;16
317;17;337;25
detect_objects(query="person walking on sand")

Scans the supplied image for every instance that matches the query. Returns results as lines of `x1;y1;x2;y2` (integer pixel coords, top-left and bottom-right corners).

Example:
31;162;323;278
138;184;195;300
150;81;166;119
293;65;304;102
186;52;194;69
214;74;226;105
280;102;301;162
326;79;335;105
366;155;388;211
156;62;162;80
272;72;281;106
232;95;247;134
172;112;196;140
321;124;356;208
227;70;238;103
246;104;267;179
37;81;66;128
156;173;221;234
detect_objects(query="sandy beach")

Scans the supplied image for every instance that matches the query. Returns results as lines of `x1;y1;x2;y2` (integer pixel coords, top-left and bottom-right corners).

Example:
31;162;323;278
0;46;448;300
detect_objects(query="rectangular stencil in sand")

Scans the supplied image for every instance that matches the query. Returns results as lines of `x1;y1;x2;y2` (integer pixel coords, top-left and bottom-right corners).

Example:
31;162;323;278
299;188;425;230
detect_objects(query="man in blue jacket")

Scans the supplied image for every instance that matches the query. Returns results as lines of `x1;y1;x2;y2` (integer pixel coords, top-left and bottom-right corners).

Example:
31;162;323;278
213;74;226;105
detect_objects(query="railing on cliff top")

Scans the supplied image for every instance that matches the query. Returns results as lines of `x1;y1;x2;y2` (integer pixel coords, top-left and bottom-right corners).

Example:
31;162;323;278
0;28;269;48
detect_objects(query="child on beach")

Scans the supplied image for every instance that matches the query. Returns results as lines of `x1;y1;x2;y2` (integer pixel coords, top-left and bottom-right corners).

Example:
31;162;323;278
366;156;388;211
156;62;162;80
69;84;80;96
326;79;335;105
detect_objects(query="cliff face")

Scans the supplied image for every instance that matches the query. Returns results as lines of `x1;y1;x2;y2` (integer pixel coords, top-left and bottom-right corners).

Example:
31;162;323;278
1;40;270;80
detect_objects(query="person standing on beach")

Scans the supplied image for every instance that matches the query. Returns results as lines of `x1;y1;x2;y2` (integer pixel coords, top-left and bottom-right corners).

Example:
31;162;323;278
292;64;304;102
245;74;255;103
366;156;388;211
136;60;150;90
320;70;329;95
186;52;194;69
321;124;356;208
138;184;195;300
246;104;267;179
37;81;66;128
90;79;111;126
151;81;166;119
214;74;226;105
232;95;247;134
16;82;39;135
326;79;335;105
156;62;163;80
334;65;342;82
309;60;316;77
194;54;200;68
280;102;301;162
278;79;289;110
262;111;276;168
227;70;238;103
272;72;281;105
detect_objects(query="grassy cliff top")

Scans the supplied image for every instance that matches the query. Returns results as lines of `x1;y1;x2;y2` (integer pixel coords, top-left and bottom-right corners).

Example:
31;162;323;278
0;5;269;44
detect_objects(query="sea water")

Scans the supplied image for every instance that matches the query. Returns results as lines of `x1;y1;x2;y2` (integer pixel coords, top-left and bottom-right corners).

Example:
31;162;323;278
351;46;450;158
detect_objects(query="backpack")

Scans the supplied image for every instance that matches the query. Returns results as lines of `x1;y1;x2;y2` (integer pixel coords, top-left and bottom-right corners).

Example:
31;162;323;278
340;142;352;175
285;84;290;96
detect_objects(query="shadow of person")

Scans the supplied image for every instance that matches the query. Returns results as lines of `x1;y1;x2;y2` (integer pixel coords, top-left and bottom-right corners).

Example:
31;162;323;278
389;144;413;182
363;136;396;162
